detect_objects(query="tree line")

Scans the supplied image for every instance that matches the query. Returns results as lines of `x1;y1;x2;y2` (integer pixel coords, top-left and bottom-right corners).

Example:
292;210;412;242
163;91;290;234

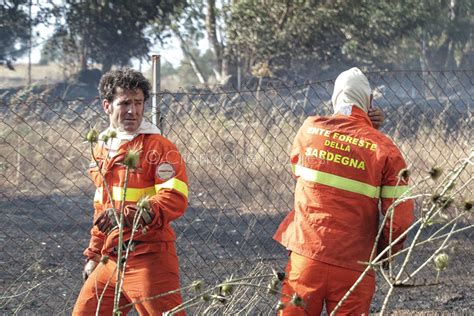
1;0;472;85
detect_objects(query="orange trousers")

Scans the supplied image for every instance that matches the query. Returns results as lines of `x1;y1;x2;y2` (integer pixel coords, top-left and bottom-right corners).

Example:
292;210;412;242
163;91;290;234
279;252;375;315
73;244;184;315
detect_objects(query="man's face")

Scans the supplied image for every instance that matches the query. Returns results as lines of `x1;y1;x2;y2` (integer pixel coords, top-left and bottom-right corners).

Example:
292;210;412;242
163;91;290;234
103;87;145;133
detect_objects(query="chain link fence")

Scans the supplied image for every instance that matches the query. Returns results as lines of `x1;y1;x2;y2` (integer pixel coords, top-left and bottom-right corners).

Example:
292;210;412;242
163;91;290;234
0;70;472;314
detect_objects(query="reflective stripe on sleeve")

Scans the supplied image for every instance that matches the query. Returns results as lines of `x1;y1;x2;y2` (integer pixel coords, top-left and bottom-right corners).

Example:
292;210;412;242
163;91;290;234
93;188;102;202
380;185;409;198
111;186;156;202
293;164;380;198
155;177;189;199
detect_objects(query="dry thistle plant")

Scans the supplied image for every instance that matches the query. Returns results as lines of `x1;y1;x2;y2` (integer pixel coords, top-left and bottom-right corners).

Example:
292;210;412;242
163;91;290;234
86;123;471;315
111;263;294;316
331;151;473;315
113;263;294;315
85;128;150;316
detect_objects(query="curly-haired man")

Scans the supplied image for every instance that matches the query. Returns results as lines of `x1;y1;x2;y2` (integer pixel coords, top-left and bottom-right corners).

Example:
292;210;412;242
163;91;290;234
73;68;188;315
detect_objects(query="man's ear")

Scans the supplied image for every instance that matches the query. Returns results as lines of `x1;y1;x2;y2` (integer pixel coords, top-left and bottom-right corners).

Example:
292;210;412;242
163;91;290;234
102;99;111;115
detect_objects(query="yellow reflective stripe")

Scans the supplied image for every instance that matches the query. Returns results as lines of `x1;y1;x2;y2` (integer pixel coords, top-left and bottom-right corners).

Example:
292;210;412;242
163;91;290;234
93;188;102;202
381;186;409;198
111;186;156;202
294;164;380;198
155;178;189;199
291;164;296;174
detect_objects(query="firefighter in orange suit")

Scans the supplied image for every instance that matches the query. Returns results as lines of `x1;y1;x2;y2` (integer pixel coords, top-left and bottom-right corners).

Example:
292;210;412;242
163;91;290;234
73;69;188;315
274;67;414;315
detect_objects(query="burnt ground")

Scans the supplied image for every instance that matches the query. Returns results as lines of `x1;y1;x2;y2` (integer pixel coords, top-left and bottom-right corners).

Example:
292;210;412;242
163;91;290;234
0;193;473;315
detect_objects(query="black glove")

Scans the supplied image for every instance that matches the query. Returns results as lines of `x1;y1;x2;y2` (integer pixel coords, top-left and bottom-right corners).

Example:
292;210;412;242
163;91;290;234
122;205;154;228
94;206;154;233
94;208;117;234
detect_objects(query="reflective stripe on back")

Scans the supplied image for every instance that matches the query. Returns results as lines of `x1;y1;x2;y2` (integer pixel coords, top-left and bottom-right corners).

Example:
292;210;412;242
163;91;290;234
293;164;380;198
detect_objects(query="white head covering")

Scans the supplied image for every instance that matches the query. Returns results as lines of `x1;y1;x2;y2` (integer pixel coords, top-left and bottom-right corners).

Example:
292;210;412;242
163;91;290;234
331;67;372;115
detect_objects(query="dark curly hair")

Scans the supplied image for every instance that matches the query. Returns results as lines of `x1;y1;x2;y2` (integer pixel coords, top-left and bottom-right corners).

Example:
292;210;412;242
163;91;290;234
98;68;151;102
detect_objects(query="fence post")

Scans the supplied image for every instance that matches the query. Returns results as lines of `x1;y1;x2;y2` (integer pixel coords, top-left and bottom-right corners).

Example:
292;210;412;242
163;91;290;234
151;54;162;134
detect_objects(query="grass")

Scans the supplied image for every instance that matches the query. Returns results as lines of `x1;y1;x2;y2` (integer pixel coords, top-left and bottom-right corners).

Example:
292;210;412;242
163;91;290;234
0;63;198;91
0;63;67;89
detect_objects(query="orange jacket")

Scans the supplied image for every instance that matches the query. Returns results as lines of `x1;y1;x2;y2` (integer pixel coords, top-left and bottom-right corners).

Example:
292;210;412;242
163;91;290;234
274;106;414;272
84;134;188;262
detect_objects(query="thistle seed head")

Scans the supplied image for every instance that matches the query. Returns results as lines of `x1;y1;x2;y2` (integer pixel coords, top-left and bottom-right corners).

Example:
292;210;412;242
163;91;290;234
276;301;286;311
464;200;472;211
123;146;141;169
434;253;449;271
277;272;286;282
267;278;279;294
272;268;285;282
201;294;210;302
438;197;453;210
86;128;99;143
290;293;303;307
100;255;109;264
220;282;233;296
428;167;443;180
101;134;109;143
107;130;117;139
192;280;203;292
398;168;410;181
431;193;441;203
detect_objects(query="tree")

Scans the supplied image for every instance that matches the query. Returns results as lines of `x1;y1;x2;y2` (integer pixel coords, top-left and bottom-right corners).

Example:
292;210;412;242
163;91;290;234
176;48;215;86
223;0;472;80
226;0;435;79
206;0;232;84
162;0;473;86
53;0;186;73
227;1;344;79
416;0;473;70
170;0;209;84
335;0;429;69
0;1;30;70
171;0;234;85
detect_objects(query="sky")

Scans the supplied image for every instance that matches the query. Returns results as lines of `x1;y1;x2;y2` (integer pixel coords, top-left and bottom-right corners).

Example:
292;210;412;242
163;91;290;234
16;3;209;71
18;24;201;70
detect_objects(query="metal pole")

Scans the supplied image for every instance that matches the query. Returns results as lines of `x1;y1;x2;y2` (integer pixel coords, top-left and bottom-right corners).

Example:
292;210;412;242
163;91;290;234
27;0;32;85
151;55;161;133
237;53;241;91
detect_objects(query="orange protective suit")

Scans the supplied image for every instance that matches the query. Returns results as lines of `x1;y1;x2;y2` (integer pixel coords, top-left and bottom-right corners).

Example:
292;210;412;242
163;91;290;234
274;106;414;315
73;131;188;315
280;252;375;315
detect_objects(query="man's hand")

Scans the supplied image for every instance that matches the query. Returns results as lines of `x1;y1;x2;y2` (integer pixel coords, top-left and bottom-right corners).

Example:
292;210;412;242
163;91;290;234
122;205;154;228
368;107;385;129
94;206;154;233
94;208;117;234
82;260;98;281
